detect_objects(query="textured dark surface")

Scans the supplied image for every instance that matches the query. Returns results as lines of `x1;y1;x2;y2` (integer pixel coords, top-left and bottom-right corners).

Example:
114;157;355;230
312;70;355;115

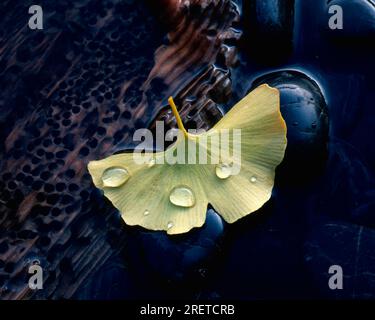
0;0;374;300
304;222;375;299
0;0;240;299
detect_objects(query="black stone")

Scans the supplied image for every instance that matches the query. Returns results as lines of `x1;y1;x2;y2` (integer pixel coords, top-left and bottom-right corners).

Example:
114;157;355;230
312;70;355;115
126;209;225;288
251;70;329;185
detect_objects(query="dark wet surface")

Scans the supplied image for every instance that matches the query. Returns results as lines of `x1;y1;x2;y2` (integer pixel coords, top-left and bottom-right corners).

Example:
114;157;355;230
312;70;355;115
0;0;374;299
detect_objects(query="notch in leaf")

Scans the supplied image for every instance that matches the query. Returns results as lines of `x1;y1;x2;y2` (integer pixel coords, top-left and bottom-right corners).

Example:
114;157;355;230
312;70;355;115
88;84;287;234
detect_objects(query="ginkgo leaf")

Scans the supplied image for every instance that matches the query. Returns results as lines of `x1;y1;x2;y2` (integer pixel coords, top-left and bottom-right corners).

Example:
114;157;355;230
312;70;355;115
88;84;287;234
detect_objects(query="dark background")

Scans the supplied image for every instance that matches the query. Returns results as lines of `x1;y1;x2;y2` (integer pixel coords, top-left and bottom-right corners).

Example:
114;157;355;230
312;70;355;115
0;0;374;300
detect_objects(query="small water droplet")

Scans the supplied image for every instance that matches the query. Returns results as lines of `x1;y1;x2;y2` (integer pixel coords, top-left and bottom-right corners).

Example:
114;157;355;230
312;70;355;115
167;221;173;229
169;186;195;207
215;163;232;179
101;166;129;187
199;268;208;278
143;210;150;216
250;176;257;183
292;121;299;126
148;159;155;168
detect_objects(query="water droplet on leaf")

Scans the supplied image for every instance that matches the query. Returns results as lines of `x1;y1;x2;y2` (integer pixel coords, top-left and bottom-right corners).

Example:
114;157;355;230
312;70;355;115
143;209;150;216
169;186;195;208
167;221;173;229
215;163;232;179
250;175;257;183
101;166;129;187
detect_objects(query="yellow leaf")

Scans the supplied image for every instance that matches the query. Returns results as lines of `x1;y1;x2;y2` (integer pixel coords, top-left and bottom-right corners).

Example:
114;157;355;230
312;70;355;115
88;84;287;234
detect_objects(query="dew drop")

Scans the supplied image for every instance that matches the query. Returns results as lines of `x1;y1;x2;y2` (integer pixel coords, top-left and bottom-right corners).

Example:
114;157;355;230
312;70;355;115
32;259;40;265
250;175;257;183
169;186;195;208
143;209;150;216
167;221;173;229
215;163;232;179
101;166;129;187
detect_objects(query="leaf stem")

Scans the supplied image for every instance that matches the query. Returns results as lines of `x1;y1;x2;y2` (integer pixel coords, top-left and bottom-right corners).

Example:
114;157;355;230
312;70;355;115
168;96;188;137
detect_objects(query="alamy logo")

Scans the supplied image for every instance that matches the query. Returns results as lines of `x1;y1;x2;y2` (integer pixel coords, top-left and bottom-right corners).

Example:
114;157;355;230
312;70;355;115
28;5;43;30
132;121;242;175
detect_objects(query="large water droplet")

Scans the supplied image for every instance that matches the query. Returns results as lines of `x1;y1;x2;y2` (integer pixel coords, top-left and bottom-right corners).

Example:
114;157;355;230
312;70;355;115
167;221;173;229
215;163;232;179
250;175;257;183
169;186;195;208
143;209;150;216
101;166;129;187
